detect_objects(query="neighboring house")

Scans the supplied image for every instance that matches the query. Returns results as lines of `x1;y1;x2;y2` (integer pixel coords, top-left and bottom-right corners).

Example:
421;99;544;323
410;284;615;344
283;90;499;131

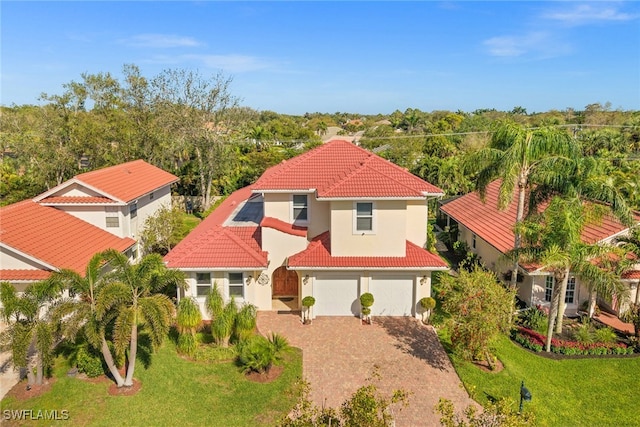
0;160;178;292
33;160;178;242
439;180;640;315
165;140;448;319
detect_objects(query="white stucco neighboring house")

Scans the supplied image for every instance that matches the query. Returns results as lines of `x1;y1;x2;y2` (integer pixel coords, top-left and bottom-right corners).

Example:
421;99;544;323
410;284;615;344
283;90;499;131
439;180;640;316
165;140;449;319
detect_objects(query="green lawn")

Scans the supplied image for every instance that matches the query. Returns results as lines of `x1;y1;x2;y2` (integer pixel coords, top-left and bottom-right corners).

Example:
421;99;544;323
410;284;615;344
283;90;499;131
1;342;302;426
179;213;202;238
446;334;640;427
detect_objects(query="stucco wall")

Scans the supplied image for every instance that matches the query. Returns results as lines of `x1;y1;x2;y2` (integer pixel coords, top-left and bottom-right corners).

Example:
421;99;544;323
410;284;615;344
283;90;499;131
406;200;428;248
54;183;103;197
330;200;406;256
0;246;48;270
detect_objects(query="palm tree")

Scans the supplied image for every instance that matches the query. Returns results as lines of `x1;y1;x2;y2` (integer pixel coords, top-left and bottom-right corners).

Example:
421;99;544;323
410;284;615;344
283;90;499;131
517;196;631;351
96;250;184;387
467;121;578;288
528;156;634;330
0;279;71;385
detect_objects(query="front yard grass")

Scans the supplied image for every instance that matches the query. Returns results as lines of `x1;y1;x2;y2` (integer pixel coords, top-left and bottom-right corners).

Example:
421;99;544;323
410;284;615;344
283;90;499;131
445;332;640;427
0;341;302;426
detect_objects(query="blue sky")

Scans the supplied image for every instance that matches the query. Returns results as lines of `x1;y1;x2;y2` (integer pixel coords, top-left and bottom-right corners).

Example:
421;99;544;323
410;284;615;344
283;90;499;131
2;1;639;114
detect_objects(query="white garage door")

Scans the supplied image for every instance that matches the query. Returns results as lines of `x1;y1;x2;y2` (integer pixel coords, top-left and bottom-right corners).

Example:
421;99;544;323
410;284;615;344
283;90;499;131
369;275;415;316
314;275;360;316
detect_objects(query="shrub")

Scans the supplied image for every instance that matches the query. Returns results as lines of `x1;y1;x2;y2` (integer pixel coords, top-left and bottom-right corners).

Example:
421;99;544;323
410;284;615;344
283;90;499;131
420;297;436;311
360;293;374;308
233;304;257;343
301;296;316;308
514;327;634;356
594;326;618;344
177;333;198;356
237;333;290;374
76;346;104;378
518;307;547;334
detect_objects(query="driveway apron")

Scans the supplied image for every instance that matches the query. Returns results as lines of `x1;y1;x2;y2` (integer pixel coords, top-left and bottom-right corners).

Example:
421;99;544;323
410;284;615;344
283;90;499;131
258;312;478;426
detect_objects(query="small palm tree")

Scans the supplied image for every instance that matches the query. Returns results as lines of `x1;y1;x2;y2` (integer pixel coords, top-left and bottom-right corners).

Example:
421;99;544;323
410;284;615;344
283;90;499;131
96;249;184;387
176;297;202;356
0;279;71;385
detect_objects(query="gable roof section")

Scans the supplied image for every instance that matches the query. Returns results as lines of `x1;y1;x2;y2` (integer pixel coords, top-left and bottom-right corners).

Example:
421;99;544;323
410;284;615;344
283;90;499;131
35;160;178;204
253;140;443;199
440;180;638;254
287;231;448;270
164;187;268;269
0;200;136;275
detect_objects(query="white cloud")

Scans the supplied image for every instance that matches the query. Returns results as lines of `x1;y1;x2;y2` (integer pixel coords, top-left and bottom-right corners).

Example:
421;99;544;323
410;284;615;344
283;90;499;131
484;32;557;58
543;3;638;26
123;34;202;48
142;53;275;73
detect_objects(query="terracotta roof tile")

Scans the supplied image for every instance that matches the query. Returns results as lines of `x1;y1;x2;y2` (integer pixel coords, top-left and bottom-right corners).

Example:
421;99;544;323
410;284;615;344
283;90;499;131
0;269;53;281
440;180;637;254
622;270;640;279
287;231;448;269
0;200;136;274
253;140;443;198
164;187;268;269
260;217;307;237
75;160;178;203
39;196;117;204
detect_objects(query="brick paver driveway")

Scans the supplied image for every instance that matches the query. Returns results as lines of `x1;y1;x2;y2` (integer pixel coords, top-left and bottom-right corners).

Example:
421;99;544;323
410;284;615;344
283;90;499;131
258;312;477;426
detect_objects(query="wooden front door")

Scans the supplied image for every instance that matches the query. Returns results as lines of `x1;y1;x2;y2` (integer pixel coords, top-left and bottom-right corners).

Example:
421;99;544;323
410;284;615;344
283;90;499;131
272;266;299;297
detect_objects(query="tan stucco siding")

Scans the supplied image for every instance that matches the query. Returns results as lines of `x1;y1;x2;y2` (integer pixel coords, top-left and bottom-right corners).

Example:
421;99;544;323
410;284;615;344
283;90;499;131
307;198;330;239
330;200;406;256
458;225;507;271
406;200;427;248
0;246;50;270
262;193;291;222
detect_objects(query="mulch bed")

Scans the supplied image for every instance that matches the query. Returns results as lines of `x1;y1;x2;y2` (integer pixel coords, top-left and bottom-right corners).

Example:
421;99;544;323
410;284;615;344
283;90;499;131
245;365;284;383
107;378;142;396
6;377;57;401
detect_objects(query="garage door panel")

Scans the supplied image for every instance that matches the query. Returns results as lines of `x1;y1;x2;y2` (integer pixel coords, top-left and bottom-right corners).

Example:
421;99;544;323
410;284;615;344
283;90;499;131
314;276;359;316
370;276;414;316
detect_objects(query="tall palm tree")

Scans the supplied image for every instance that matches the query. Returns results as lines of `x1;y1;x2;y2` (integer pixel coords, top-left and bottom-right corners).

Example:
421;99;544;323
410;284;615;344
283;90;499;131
0;279;71;385
97;250;184;387
529;156;634;330
467;121;578;288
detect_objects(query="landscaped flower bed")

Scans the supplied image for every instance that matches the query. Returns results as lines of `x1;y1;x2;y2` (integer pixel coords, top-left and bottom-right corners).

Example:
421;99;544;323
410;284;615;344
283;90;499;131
513;326;635;356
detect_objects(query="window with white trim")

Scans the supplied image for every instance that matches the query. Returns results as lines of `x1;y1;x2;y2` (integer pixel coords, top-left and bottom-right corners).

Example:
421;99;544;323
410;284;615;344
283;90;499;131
196;273;212;297
130;202;138;219
565;276;576;304
545;276;554;302
355;202;374;233
228;273;244;298
292;195;308;223
105;207;119;228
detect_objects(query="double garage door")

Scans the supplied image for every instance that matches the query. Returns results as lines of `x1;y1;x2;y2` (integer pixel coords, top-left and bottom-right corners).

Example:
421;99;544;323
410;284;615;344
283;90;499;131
314;274;415;316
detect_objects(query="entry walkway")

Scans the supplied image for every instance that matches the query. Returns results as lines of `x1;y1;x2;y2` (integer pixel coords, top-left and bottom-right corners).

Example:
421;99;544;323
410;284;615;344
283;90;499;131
257;312;477;426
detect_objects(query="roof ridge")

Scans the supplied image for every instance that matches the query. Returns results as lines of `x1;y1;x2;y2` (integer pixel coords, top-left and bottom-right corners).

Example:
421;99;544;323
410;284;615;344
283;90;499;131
319;153;373;195
257;141;335;185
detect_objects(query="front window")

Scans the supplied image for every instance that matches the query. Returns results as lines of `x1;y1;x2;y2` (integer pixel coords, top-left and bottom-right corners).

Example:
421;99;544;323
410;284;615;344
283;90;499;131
565;277;576;304
292;195;308;222
355;202;373;232
229;273;244;298
196;273;211;297
545;276;554;302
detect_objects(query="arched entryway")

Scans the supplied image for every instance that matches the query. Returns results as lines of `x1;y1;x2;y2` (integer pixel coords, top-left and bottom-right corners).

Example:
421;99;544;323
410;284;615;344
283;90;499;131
272;266;299;297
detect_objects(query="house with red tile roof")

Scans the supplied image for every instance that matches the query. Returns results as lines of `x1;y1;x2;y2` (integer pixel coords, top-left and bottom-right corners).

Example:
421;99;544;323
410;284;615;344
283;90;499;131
165;140;448;319
1;160;177;291
439;179;640;315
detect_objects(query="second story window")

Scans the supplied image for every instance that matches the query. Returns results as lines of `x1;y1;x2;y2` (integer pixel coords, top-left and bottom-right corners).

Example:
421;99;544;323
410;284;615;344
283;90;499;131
292;195;308;223
355;202;374;233
130;202;138;219
105;207;119;228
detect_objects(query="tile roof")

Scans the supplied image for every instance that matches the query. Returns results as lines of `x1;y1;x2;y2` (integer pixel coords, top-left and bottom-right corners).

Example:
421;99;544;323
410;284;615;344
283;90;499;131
253;140;443;199
440;180;637;254
287;231;448;269
39;196;117;205
74;160;178;203
0;200;136;275
164;187;268;269
0;269;53;281
622;270;640;280
260;217;307;237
